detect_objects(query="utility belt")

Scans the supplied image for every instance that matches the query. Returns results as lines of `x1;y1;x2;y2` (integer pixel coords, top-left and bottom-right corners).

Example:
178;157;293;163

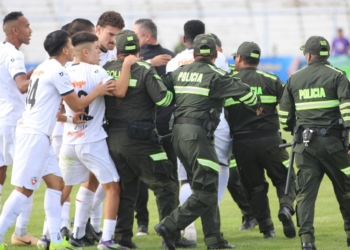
174;116;219;140
296;126;344;147
108;120;155;140
231;130;279;141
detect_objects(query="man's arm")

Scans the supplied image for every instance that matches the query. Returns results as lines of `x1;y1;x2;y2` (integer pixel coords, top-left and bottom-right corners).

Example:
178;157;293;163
337;74;350;128
146;71;173;107
147;54;172;67
278;79;296;131
109;55;140;98
14;74;30;94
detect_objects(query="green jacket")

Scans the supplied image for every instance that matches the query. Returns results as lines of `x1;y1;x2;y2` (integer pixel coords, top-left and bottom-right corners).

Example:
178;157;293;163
162;59;260;121
225;67;284;133
104;60;173;122
279;59;350;131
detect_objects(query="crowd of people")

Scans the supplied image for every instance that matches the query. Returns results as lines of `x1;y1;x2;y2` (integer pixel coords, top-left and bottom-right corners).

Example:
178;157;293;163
0;9;350;250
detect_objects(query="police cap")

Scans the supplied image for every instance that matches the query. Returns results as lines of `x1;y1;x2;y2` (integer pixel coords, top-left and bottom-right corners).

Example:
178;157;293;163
207;33;222;48
115;29;139;54
300;36;330;56
193;34;217;55
232;41;261;58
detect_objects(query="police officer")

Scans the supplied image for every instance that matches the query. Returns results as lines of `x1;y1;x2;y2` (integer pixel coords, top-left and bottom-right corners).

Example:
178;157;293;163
103;30;195;249
226;41;296;239
155;34;262;250
279;36;350;250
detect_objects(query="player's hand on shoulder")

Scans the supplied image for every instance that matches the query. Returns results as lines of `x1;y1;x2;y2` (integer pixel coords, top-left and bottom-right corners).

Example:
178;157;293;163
95;81;115;96
256;106;263;116
124;54;140;66
150;54;172;67
73;111;87;124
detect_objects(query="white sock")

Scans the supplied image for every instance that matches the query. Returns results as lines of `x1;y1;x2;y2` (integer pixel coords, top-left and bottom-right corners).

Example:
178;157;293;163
0;190;27;242
45;189;63;244
179;183;192;205
60;202;71;230
91;185;105;232
218;165;229;205
15;193;34;236
73;187;94;239
101;219;116;242
42;218;50;239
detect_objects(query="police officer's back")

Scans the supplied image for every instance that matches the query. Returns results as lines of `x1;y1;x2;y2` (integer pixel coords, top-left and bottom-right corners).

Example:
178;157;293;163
103;30;179;248
279;36;350;250
155;34;261;250
225;42;296;239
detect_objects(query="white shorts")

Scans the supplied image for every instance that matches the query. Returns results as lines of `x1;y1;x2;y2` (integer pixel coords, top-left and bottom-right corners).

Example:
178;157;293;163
0;126;16;167
59;139;120;186
11;133;62;190
52;136;62;157
177;125;232;181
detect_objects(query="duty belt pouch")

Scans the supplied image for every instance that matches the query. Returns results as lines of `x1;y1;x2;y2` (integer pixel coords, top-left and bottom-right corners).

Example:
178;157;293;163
127;121;154;140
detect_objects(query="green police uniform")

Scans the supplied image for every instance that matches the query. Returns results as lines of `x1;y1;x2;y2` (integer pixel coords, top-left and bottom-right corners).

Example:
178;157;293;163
157;34;260;249
103;30;177;247
225;42;296;238
279;36;350;249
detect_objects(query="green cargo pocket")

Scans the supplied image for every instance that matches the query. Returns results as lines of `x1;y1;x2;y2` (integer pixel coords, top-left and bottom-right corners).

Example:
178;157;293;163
325;140;344;154
182;133;197;141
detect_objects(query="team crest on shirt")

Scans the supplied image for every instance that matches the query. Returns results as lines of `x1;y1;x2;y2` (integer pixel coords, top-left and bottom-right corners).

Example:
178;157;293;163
31;177;38;185
94;70;99;73
10;58;14;62
59;72;63;76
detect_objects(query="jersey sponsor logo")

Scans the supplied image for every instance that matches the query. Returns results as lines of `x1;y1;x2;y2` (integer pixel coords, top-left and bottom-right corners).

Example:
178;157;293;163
31;177;38;185
299;87;326;100
177;72;203;83
177;59;194;66
32;70;45;77
67;131;85;138
71;81;86;88
106;70;120;80
250;86;263;95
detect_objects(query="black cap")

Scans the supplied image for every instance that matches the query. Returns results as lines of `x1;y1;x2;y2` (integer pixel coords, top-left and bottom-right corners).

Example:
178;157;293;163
300;36;330;56
232;41;261;58
115;29;139;53
193;34;217;55
207;33;222;48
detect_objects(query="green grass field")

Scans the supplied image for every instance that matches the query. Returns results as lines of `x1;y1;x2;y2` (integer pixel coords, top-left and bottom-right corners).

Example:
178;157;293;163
2;131;349;249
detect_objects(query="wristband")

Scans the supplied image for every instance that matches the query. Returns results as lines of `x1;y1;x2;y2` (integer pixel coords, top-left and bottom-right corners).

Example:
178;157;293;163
66;116;73;123
146;59;151;64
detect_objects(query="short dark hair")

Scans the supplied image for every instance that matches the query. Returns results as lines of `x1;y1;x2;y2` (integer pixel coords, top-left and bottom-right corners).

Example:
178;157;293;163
97;11;125;29
240;53;260;65
44;30;70;56
3;11;23;25
135;18;157;40
71;31;98;47
68;18;94;36
184;20;205;43
61;22;71;32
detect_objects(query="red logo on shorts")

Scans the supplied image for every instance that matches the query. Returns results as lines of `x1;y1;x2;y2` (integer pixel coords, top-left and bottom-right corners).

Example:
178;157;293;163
31;177;37;185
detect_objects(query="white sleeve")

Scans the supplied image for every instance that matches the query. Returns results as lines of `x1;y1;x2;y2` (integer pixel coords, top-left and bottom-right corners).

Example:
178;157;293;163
166;57;178;73
95;66;114;85
53;69;74;96
215;52;230;73
7;50;27;80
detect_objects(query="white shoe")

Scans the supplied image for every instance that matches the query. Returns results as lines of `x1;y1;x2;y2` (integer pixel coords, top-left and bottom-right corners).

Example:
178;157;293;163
184;223;197;242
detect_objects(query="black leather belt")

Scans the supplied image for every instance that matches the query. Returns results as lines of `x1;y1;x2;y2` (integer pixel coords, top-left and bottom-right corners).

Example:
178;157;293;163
174;117;209;127
309;128;341;137
108;120;128;128
232;130;279;141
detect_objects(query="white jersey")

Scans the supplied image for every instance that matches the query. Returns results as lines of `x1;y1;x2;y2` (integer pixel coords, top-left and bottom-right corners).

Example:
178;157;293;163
63;62;113;145
99;47;117;66
17;59;74;136
166;48;230;73
0;41;27;126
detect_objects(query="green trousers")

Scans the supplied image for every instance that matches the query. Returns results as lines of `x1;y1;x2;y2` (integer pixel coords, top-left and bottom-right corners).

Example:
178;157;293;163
107;127;178;244
232;134;296;232
163;124;226;246
294;135;350;244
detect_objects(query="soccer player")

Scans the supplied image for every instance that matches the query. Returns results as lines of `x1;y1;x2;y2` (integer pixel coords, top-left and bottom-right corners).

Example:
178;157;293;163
0;29;114;250
0;11;39;246
59;31;138;249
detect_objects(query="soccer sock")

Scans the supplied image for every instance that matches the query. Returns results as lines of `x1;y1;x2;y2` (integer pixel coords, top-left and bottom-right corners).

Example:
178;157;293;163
218;165;229;205
42;218;50;239
73;187;94;239
45;188;63;244
91;184;105;233
179;183;192;205
60;202;71;230
0;190;27;242
101;219;116;242
15;193;34;237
